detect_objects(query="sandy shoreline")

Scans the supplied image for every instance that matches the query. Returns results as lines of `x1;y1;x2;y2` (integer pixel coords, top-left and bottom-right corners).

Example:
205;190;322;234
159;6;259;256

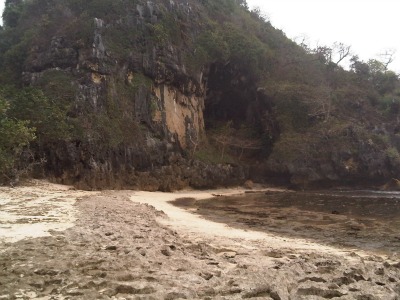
0;181;399;299
130;189;367;258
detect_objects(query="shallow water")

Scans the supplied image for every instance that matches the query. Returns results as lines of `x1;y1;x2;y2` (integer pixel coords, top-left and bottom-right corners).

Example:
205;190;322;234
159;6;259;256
172;190;400;256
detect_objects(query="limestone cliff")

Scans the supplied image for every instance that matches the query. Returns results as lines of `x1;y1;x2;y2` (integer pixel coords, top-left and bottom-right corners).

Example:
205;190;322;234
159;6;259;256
1;0;252;189
1;0;400;189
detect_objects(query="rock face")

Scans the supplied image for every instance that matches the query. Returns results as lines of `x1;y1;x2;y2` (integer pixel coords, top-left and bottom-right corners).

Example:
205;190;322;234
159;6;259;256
264;123;400;189
3;0;400;189
15;0;248;190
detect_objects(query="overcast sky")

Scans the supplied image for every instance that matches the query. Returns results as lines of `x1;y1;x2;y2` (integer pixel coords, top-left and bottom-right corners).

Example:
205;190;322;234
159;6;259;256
0;0;399;72
247;0;400;72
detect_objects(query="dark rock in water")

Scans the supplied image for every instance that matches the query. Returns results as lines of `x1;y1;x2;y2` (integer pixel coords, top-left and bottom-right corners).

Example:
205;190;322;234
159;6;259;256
382;178;400;191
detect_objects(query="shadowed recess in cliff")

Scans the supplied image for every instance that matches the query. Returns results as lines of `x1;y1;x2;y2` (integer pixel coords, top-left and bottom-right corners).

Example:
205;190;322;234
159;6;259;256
202;62;278;162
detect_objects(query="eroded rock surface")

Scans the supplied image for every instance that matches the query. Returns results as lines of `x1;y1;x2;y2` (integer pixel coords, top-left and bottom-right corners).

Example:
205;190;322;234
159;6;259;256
0;184;399;299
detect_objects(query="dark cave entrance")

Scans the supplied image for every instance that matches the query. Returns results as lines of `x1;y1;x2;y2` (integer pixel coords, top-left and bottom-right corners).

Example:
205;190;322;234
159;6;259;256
204;63;260;129
203;63;278;161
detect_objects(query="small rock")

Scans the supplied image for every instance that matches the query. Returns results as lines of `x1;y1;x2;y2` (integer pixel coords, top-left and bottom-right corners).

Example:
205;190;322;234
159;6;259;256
244;180;254;189
100;288;116;297
137;248;146;256
80;281;97;289
116;273;135;281
165;292;188;300
375;267;384;275
299;277;327;284
220;287;242;296
33;269;59;276
105;245;117;251
197;287;216;297
200;272;213;280
45;279;63;285
242;285;276;299
333;276;355;286
161;247;172;256
328;283;339;289
297;286;344;298
66;289;84;296
217;251;237;259
392;262;400;268
356;294;379;300
115;284;156;295
28;280;44;288
213;270;222;277
265;251;283;258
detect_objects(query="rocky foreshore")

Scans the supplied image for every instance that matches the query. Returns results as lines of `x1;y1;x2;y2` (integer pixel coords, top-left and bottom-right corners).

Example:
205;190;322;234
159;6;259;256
0;181;399;299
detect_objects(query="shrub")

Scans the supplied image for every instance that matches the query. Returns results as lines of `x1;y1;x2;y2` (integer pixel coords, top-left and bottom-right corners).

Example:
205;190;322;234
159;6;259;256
0;97;35;182
386;147;400;168
1;86;72;142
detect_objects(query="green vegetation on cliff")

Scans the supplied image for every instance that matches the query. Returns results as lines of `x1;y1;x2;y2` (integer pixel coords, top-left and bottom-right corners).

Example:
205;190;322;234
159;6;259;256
0;93;35;181
0;0;399;188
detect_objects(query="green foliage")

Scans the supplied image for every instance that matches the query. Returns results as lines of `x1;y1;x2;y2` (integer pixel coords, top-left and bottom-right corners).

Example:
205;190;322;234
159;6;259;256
0;35;29;84
130;73;152;91
2;0;23;28
80;110;141;148
386;147;400;163
194;144;236;164
266;82;312;132
377;95;400;115
149;15;182;46
36;70;77;104
222;23;271;76
66;0;126;19
0;96;36;179
103;24;136;59
62;15;95;48
75;76;148;148
186;28;230;72
1;87;72;142
202;0;237;16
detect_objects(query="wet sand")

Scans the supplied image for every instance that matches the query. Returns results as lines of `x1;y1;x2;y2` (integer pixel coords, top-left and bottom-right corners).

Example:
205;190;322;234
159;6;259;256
171;190;400;256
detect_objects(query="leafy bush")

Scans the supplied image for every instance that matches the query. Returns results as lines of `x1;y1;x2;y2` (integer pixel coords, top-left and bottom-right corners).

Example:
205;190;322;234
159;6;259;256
386;147;400;168
0;96;35;181
1;86;72;142
2;0;24;28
